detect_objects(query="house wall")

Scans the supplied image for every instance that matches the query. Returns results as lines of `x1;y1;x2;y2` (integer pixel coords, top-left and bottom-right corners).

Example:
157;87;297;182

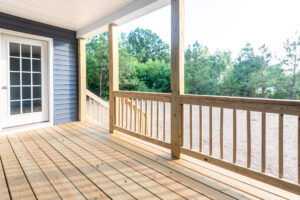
0;12;78;125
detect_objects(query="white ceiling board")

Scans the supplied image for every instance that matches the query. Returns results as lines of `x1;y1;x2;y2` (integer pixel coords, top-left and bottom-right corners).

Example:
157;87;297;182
77;0;170;38
0;0;134;30
0;0;170;38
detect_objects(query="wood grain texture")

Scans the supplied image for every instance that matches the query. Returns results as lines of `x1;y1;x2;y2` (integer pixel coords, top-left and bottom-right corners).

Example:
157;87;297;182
247;110;251;168
0;121;299;199
0;155;10;200
233;109;237;164
220;108;224;159
261;112;266;173
78;38;86;121
279;114;284;178
190;104;193;149
109;23;119;133
171;0;185;158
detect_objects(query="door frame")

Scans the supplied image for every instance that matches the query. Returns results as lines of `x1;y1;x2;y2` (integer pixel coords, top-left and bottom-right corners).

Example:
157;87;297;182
0;28;53;132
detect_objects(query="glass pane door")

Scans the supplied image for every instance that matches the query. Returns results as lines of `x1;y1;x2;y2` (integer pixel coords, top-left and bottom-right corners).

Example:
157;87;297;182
9;42;42;115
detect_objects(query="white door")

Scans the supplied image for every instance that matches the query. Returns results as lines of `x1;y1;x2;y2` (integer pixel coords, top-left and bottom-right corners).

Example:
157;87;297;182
0;34;49;129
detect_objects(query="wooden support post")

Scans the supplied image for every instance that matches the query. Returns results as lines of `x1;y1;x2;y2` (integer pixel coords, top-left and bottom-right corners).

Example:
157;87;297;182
171;0;185;159
78;38;86;121
109;24;119;133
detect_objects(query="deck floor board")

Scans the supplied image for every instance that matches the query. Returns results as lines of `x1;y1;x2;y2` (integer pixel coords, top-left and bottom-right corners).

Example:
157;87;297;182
0;121;298;200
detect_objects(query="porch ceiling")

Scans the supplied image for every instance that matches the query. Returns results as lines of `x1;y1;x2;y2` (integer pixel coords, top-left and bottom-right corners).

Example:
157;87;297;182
0;0;170;38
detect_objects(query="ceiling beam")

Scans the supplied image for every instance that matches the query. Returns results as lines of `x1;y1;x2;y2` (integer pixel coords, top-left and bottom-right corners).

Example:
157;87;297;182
76;0;170;38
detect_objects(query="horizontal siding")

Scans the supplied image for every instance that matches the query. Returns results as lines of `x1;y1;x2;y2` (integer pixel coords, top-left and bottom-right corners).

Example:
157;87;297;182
0;12;78;125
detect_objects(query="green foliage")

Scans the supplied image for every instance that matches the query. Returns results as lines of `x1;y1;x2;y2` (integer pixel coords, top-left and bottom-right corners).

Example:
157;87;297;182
86;33;109;99
86;28;300;100
282;33;300;99
184;42;231;95
126;28;170;64
135;60;171;93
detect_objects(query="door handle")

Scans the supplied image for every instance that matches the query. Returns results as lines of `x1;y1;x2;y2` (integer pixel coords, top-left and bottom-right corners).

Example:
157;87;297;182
1;86;7;90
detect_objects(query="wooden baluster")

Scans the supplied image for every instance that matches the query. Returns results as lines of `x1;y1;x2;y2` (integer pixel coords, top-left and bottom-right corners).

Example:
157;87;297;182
118;97;121;126
279;113;283;178
157;101;159;139
102;104;104;122
89;97;92;118
130;98;133;131
151;100;153;137
199;105;202;152
125;98;128;129
298;116;300;184
233;109;237;163
137;100;140;133
105;105;107;125
247;110;251;168
209;106;213;156
140;99;143;134
163;102;166;141
98;103;100;122
220;108;224;159
135;99;137;132
106;107;109;128
262;112;266;173
190;104;193;149
181;105;185;147
121;98;124;128
93;100;96;119
145;100;148;136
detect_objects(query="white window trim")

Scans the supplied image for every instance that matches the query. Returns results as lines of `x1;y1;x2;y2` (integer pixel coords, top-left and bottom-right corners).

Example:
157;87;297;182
0;28;54;133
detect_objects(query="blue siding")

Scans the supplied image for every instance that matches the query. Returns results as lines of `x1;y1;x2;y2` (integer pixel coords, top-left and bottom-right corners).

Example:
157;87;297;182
0;12;78;125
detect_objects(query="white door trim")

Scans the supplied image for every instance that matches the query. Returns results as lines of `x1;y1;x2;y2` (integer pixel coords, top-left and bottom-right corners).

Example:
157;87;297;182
0;28;53;132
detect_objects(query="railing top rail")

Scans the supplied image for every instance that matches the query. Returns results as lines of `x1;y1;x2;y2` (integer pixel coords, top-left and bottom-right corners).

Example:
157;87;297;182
86;90;109;108
114;90;171;102
180;94;300;115
180;94;300;105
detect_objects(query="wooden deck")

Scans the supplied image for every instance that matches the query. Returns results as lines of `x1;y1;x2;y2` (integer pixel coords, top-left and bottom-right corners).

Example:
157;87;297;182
0;122;298;200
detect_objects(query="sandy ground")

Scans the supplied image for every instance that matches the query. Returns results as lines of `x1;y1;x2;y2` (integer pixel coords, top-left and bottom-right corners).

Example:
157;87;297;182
88;100;298;184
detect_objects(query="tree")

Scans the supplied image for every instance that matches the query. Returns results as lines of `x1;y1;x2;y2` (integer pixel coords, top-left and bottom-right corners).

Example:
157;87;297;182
135;60;171;92
282;33;300;99
257;44;272;97
184;41;231;95
265;64;291;99
127;28;170;64
86;33;109;98
227;43;262;97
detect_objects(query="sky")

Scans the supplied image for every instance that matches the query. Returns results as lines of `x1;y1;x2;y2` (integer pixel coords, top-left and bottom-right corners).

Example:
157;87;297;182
120;0;300;59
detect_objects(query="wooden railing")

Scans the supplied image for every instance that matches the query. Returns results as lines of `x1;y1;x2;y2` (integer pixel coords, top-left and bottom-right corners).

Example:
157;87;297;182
179;94;300;192
86;90;109;128
113;91;171;149
110;90;300;194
